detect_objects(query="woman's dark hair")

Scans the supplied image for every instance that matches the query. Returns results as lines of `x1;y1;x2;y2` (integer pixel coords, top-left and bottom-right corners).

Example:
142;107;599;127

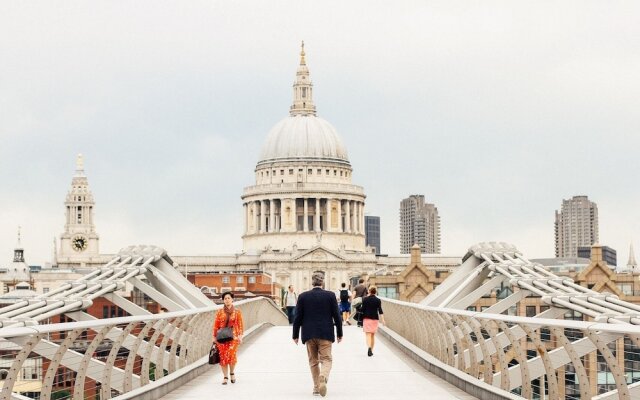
368;286;377;295
222;291;234;300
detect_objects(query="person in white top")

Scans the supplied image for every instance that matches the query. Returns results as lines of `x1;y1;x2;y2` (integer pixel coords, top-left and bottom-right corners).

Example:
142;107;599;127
336;282;352;325
284;285;298;325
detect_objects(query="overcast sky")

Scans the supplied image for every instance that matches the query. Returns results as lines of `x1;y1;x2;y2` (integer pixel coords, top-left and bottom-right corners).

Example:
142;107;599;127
1;1;639;266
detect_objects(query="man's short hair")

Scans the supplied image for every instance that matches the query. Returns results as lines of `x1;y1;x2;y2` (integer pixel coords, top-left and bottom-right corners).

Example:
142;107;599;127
311;272;324;287
341;282;346;288
359;278;364;284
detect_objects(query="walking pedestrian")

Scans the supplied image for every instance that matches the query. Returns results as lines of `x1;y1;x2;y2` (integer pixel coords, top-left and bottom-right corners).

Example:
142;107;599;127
213;292;244;384
337;282;352;325
292;272;343;397
360;286;385;356
284;285;298;324
352;278;367;327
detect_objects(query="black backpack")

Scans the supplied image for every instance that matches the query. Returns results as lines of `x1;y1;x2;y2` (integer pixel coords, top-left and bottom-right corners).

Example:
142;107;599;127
340;289;349;302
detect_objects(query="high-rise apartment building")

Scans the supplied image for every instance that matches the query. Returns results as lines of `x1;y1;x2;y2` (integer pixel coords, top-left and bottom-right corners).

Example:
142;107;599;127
365;216;381;254
554;195;599;258
399;195;440;254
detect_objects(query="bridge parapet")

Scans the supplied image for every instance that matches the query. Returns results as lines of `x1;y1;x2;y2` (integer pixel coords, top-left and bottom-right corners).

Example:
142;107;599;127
0;297;287;400
382;297;640;400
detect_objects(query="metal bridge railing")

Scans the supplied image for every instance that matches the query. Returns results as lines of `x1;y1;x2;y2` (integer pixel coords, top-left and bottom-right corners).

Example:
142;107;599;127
0;297;286;400
381;297;640;400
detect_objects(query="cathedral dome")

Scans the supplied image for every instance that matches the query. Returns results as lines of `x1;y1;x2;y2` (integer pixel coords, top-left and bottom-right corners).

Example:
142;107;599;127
258;115;349;165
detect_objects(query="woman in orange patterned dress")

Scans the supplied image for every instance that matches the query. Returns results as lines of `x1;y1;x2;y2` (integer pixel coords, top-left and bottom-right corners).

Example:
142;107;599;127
213;292;244;384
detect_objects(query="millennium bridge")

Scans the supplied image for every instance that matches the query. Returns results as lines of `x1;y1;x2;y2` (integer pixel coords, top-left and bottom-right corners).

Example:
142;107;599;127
1;243;639;399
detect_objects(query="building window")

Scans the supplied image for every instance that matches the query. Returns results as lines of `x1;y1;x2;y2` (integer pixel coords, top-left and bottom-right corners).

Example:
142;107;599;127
618;283;633;296
280;170;284;175
289;169;293;175
317;169;321;174
43;287;49;294
377;286;398;300
248;276;256;284
526;306;537;317
308;169;312;174
333;170;337;176
466;306;477;312
340;171;343;176
222;276;230;284
326;169;329;175
236;276;244;283
266;171;269;176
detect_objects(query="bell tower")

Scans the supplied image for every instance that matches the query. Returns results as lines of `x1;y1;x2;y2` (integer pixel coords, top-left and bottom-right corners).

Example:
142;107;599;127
58;154;100;264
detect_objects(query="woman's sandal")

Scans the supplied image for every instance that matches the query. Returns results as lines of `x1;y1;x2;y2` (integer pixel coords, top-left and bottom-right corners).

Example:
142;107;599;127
230;373;236;383
222;377;228;385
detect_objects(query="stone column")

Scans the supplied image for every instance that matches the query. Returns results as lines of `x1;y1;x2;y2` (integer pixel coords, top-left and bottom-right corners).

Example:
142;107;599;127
345;200;351;233
355;202;361;234
337;199;342;232
244;203;248;234
303;198;309;232
360;202;365;234
269;199;275;233
326;198;331;232
277;199;282;232
260;200;266;233
315;198;321;232
254;201;259;234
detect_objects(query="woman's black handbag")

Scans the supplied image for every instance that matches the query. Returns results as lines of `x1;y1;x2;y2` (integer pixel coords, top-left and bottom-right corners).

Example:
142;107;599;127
209;343;220;364
216;313;234;343
216;327;234;343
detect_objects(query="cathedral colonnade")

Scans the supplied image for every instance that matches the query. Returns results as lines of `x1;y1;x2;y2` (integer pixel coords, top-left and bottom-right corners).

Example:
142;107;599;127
243;197;365;235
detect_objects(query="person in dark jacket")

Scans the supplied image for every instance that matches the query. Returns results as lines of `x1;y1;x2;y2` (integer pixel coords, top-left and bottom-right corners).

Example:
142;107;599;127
352;278;367;327
292;273;343;397
360;286;385;356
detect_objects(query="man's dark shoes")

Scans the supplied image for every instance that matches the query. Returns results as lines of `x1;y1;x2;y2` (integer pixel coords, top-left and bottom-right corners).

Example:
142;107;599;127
367;347;373;357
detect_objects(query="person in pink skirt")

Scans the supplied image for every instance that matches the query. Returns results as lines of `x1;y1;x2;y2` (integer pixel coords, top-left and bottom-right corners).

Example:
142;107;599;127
360;286;385;356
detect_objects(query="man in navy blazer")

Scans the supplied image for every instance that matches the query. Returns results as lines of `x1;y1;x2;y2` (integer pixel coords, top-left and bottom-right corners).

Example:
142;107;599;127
293;272;343;397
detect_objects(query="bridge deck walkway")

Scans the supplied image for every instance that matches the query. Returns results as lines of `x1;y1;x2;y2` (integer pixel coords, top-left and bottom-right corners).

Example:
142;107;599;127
161;325;477;400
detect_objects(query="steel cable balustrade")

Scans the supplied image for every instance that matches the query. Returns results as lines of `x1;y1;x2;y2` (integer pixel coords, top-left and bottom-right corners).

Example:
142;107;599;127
381;297;640;400
0;297;287;400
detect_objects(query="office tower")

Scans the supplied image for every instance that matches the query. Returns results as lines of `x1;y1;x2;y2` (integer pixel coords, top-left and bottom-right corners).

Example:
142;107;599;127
577;245;616;267
365;216;381;254
400;195;440;254
555;195;599;258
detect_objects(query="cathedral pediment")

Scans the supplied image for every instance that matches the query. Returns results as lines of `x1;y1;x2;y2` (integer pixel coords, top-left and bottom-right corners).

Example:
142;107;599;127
291;246;347;262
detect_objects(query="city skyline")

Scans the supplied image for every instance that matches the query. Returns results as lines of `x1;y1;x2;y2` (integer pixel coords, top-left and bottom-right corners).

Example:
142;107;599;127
1;2;639;265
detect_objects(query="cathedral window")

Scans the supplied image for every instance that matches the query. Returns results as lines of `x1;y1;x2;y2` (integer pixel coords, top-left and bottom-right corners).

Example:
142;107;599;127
326;169;329;175
308;169;312;174
280;170;284;175
266;171;269;176
302;87;307;98
340;171;343;176
289;169;293;175
317;169;321;174
334;170;337;176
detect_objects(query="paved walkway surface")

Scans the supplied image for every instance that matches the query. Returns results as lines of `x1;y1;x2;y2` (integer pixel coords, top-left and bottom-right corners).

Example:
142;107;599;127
161;326;477;400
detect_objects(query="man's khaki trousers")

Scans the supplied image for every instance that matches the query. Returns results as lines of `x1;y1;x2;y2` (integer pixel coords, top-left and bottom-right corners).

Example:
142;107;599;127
305;339;333;390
